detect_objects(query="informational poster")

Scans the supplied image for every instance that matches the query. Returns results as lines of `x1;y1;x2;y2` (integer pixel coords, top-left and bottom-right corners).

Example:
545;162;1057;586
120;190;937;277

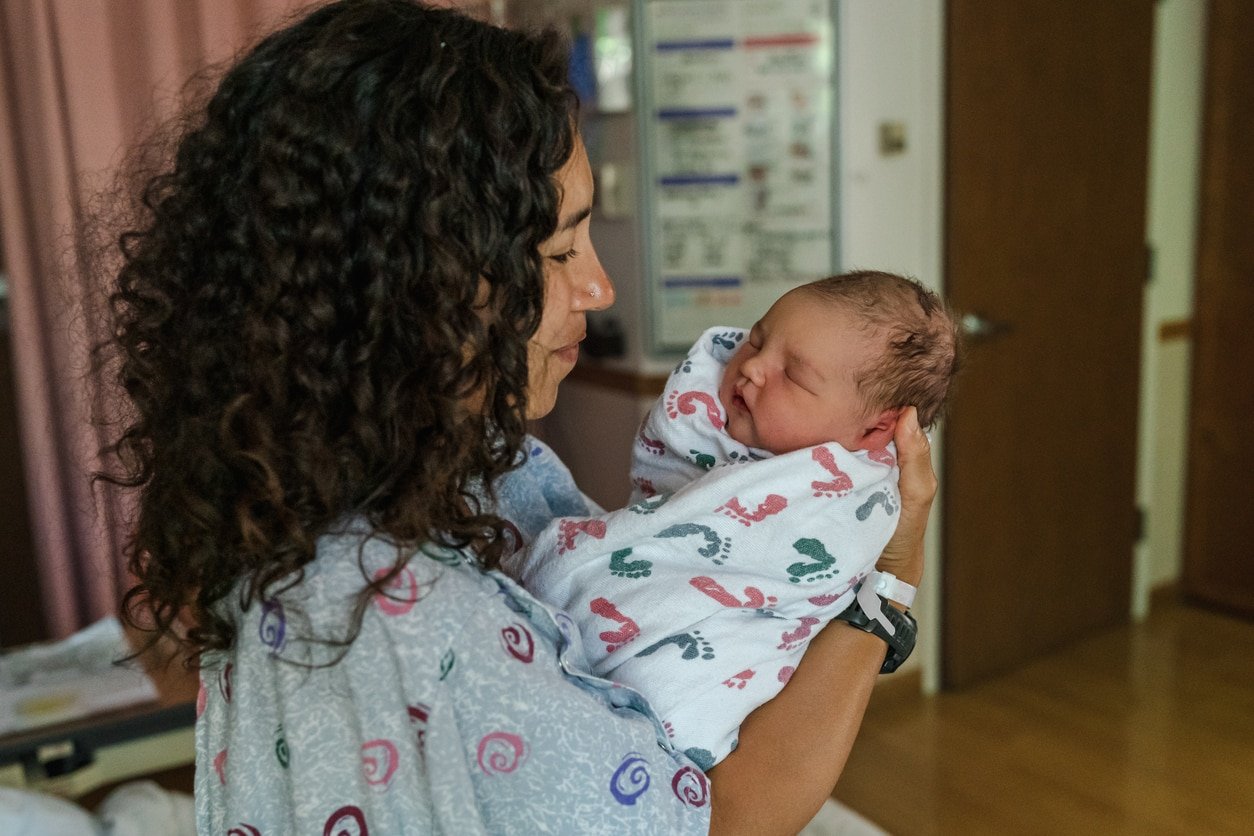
638;0;836;353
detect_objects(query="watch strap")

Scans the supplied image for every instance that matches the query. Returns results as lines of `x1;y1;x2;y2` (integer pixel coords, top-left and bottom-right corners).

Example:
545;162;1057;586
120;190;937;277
834;581;918;674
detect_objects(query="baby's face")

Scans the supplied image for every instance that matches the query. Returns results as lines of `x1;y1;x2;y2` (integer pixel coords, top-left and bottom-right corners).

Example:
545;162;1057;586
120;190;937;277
718;290;883;454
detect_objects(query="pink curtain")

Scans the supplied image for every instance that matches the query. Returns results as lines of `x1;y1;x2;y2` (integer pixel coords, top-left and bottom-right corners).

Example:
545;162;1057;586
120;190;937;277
0;0;315;639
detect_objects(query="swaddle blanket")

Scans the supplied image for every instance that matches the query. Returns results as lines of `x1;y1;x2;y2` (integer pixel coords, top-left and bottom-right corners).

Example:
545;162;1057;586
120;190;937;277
505;327;900;769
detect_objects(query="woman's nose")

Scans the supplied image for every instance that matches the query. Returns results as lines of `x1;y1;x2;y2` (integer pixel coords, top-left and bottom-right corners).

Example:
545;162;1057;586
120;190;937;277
572;250;615;311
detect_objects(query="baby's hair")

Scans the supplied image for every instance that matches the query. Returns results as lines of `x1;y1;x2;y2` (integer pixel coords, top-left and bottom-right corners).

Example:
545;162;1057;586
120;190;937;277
799;270;961;428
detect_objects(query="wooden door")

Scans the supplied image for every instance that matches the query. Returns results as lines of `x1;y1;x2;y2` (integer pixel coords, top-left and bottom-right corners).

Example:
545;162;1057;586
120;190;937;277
942;1;1154;687
1182;1;1254;619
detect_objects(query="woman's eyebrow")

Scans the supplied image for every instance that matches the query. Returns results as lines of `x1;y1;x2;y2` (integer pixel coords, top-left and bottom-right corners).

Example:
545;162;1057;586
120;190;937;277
557;204;592;234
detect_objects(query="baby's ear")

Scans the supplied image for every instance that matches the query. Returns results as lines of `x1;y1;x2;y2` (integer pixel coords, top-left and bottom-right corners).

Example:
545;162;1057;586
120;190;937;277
858;408;900;452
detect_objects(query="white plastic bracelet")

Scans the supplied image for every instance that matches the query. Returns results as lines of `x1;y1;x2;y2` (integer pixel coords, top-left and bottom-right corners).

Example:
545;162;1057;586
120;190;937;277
865;570;916;609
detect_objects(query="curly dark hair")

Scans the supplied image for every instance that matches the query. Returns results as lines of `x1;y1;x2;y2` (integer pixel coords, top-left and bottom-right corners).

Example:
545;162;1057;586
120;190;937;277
99;0;578;660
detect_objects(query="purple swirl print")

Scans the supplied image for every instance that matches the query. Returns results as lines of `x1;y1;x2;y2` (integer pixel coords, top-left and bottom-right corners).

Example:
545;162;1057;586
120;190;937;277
476;731;528;775
259;599;286;652
671;766;709;808
323;805;368;836
609;752;651;805
500;622;535;663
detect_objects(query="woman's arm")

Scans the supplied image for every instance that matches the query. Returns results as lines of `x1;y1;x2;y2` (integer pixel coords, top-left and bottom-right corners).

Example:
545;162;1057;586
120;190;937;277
706;407;936;835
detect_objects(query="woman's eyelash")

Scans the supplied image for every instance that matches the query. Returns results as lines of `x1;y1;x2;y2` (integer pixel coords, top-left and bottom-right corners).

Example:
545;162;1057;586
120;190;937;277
550;248;579;265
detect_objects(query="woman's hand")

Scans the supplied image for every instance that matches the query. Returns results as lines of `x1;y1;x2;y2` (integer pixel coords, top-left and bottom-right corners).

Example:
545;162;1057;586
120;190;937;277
876;406;936;590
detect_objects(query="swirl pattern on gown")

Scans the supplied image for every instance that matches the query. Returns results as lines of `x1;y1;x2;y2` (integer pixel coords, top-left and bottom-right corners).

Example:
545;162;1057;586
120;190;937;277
476;731;528;775
258;599;286;652
610;752;652;805
322;805;367;836
670;766;709;808
500;622;535;663
361;738;400;789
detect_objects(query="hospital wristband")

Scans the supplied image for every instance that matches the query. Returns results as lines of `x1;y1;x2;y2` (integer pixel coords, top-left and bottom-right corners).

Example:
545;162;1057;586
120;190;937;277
865;570;916;609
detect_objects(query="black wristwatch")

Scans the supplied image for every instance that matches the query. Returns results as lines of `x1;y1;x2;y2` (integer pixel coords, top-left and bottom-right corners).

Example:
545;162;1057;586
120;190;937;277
832;583;917;674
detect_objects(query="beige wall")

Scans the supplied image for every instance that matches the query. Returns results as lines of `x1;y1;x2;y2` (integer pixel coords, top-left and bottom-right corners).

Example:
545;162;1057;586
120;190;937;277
1134;0;1206;619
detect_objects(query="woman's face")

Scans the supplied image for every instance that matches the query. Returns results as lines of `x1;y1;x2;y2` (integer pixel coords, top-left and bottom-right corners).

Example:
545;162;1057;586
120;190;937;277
526;138;615;418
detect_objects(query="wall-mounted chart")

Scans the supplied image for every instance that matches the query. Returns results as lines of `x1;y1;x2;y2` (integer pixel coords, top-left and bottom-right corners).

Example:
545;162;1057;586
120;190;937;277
637;0;838;353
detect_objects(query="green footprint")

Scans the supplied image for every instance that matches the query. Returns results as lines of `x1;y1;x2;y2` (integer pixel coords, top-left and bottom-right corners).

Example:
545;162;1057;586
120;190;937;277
786;537;840;583
609;547;653;579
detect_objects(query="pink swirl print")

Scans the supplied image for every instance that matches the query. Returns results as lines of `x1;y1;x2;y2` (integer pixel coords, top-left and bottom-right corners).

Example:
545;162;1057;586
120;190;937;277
361;739;400;790
372;566;427;616
477;731;528;775
213;749;228;785
227;826;261;836
196;677;207;718
500;622;535;663
671;765;710;808
323;805;368;836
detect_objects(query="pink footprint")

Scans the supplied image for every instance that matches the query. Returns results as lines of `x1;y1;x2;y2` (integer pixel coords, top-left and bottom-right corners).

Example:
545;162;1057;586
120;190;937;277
557;518;607;554
690;576;776;609
715;494;788;527
811;446;854;497
666;390;725;430
589;597;641;653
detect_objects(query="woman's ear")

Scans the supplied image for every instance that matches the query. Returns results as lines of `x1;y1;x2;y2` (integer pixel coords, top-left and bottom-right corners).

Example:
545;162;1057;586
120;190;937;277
858;407;901;452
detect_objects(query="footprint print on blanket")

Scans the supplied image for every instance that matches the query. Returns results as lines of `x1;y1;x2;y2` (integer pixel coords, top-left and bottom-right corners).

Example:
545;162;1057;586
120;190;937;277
785;537;841;584
715;494;788;527
589;597;641;653
635;630;716;661
689;576;777;609
628;493;669;515
557;518;607;554
666;390;725;431
810;446;854;498
610;548;653;579
637;431;665;457
855;490;898;521
654;523;732;565
687;449;717;471
777;617;822;651
869;447;897;468
710;330;743;352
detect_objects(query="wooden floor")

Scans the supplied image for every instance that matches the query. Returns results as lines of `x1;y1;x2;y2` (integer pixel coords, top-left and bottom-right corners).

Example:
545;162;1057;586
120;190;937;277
832;599;1254;835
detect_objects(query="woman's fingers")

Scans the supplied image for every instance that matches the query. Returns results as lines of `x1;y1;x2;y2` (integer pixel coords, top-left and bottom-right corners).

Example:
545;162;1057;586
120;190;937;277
876;407;936;587
895;406;938;510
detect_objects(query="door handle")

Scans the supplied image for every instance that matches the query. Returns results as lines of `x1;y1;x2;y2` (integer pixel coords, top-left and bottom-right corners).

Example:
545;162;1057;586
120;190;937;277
960;312;1013;342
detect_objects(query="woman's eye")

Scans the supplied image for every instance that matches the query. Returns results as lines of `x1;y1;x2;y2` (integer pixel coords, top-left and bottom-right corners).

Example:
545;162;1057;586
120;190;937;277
550;248;579;265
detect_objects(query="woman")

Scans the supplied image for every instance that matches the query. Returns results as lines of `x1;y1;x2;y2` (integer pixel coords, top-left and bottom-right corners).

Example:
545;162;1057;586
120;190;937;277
103;2;935;833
